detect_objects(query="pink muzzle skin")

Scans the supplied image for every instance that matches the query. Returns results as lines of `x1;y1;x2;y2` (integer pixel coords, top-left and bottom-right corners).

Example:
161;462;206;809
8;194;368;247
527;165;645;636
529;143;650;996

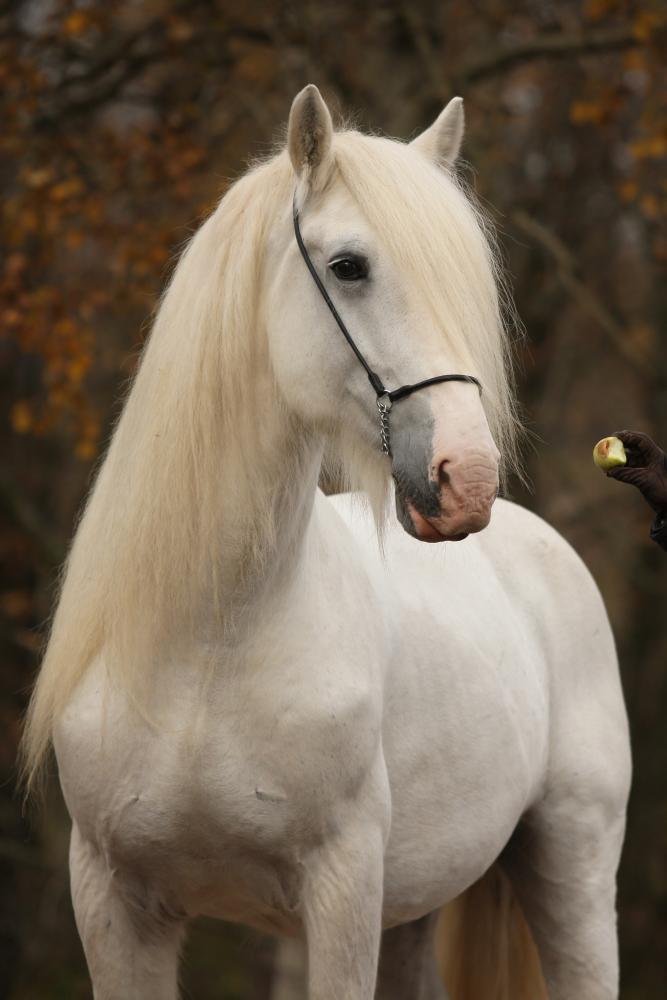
404;463;498;542
405;502;470;543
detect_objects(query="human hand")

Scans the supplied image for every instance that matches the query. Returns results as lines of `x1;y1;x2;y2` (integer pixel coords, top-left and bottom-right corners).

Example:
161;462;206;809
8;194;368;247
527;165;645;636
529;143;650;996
606;430;667;514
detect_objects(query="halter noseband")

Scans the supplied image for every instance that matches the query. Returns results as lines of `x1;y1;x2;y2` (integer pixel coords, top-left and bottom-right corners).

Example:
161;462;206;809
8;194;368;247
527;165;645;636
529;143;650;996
293;197;482;457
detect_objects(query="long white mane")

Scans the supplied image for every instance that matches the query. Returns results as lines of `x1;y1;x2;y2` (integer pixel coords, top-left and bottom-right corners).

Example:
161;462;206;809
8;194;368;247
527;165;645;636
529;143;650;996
22;128;520;792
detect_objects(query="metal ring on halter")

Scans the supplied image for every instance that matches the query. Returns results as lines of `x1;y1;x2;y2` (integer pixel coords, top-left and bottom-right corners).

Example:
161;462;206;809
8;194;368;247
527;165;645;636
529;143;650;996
292;195;482;457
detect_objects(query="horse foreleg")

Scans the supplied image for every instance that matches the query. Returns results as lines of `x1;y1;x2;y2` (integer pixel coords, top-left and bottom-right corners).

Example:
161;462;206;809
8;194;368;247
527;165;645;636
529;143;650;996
70;825;185;1000
301;819;385;1000
375;912;449;1000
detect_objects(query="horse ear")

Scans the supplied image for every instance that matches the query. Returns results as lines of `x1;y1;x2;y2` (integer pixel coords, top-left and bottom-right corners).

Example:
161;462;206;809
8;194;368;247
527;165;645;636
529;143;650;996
411;97;465;169
287;84;334;190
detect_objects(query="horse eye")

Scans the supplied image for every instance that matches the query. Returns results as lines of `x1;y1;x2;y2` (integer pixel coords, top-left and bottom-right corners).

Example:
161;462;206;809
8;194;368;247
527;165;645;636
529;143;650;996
329;256;368;282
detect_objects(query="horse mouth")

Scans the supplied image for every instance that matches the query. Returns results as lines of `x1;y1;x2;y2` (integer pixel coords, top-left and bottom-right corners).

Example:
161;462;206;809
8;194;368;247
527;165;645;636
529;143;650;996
395;491;469;544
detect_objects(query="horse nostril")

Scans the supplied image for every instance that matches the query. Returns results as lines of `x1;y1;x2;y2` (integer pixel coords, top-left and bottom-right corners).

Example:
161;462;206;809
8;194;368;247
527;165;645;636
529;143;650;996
438;460;450;486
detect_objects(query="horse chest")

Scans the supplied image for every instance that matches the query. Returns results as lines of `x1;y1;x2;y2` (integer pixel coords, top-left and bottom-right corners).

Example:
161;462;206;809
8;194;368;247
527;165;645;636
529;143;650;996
55;652;383;921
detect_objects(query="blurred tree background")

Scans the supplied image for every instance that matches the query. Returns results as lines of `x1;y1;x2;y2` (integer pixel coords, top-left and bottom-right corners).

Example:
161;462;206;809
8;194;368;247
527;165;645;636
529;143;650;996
1;0;665;997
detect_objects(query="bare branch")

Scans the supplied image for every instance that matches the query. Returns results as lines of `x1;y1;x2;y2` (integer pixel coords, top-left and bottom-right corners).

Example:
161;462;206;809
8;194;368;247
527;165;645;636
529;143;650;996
509;209;652;378
458;25;638;87
399;5;453;99
34;6;272;128
399;14;639;103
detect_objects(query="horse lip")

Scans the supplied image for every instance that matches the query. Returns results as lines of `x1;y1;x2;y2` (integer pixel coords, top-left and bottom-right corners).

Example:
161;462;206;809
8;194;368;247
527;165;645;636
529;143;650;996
394;485;469;543
404;500;469;543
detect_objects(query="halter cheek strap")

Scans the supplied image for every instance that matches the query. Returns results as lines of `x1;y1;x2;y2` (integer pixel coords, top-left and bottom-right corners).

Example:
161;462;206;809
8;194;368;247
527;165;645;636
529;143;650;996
292;197;481;457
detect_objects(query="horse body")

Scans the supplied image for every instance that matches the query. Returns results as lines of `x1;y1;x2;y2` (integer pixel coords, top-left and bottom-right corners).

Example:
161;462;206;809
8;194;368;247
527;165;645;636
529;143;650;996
55;494;627;982
26;86;631;998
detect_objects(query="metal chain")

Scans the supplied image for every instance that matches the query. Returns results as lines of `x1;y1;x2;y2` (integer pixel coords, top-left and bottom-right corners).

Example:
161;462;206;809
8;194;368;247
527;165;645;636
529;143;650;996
376;394;393;456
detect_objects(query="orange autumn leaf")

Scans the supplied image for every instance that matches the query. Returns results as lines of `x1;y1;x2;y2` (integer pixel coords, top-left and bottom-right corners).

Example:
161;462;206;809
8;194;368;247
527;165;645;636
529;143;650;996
570;101;607;126
583;0;615;22
64;229;85;248
618;180;638;202
63;12;92;37
75;437;98;460
166;17;194;42
66;355;92;384
24;167;55;189
10;401;32;433
630;136;667;160
53;317;77;337
632;11;667;42
49;178;85;202
1;308;22;327
0;590;33;618
639;194;660;219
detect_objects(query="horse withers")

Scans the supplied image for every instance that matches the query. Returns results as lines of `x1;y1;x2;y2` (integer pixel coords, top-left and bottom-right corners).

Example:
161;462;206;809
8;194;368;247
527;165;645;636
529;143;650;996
22;86;631;1000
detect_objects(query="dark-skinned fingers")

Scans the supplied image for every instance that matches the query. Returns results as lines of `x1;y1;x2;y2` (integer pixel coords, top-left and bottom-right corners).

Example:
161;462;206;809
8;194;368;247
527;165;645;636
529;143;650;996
606;467;648;486
612;429;651;446
613;430;661;463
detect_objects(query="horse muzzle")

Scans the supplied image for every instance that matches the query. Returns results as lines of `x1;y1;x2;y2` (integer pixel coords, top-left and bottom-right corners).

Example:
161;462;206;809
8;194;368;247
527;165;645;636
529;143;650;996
394;449;499;543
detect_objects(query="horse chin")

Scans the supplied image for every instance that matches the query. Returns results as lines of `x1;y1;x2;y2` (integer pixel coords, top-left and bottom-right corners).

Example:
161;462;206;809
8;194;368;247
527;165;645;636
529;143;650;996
395;493;469;544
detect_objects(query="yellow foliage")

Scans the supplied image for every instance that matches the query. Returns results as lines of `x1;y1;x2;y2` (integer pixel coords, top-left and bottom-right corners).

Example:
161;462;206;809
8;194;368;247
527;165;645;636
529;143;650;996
166;17;194;42
24;167;55;189
2;308;21;327
235;48;276;85
0;590;33;618
618;180;638;202
632;11;667;41
64;229;85;249
53;317;77;338
623;50;647;71
9;208;39;240
66;355;92;385
10;401;32;433
639;194;660;219
47;387;68;406
570;101;607;126
63;12;92;38
75;439;97;460
49;178;85;203
630;136;667;160
584;0;615;22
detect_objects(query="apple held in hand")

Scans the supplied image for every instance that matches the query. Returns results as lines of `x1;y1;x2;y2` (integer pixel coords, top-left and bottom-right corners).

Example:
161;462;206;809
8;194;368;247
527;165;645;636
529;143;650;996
593;436;627;471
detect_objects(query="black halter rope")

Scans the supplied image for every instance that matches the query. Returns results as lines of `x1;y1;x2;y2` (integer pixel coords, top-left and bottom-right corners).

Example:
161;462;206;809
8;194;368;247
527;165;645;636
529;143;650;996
293;198;481;456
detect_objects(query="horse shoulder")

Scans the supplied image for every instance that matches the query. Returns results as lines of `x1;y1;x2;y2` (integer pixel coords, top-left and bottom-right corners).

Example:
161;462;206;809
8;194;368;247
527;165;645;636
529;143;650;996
480;498;618;667
482;499;631;816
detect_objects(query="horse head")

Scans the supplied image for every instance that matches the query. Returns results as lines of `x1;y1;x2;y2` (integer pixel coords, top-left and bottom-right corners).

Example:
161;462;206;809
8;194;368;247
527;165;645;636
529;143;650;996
266;85;515;542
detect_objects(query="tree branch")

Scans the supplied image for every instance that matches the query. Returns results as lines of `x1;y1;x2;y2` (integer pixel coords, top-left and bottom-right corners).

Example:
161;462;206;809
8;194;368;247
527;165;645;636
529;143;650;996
34;7;272;128
399;5;453;101
458;25;639;87
400;13;640;102
509;209;652;378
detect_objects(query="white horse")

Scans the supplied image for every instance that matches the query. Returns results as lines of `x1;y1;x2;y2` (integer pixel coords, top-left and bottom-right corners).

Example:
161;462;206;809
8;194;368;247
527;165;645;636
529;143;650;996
22;86;631;1000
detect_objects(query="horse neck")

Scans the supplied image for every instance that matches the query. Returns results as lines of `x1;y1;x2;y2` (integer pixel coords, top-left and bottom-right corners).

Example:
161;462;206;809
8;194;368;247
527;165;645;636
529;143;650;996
207;396;325;626
81;361;325;670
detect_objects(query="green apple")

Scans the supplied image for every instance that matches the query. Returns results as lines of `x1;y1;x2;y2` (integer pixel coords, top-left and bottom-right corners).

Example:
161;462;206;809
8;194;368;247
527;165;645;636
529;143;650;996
593;436;627;471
